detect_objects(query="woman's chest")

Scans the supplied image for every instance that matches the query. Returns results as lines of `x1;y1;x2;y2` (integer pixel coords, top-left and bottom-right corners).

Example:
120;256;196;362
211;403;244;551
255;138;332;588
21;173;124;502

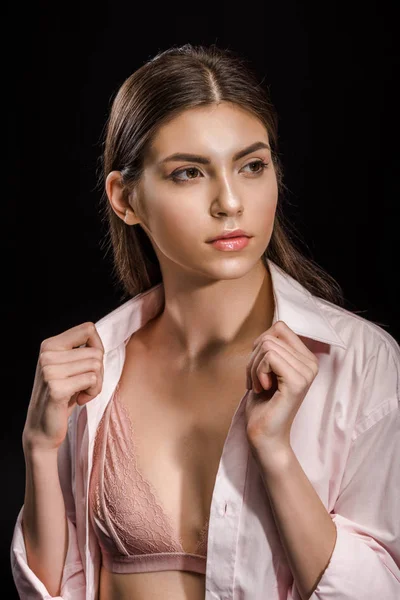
114;338;250;552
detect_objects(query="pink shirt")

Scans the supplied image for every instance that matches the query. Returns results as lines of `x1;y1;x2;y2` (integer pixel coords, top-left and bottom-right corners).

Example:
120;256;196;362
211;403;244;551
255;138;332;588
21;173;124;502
11;259;400;599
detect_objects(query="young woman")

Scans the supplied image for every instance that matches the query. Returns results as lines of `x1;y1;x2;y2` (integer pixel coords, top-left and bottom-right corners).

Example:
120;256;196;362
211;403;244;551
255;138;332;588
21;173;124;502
11;44;399;600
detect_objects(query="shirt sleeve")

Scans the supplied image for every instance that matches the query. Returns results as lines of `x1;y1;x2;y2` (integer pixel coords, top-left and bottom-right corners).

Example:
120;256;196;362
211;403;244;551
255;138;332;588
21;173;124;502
295;337;400;599
10;410;86;600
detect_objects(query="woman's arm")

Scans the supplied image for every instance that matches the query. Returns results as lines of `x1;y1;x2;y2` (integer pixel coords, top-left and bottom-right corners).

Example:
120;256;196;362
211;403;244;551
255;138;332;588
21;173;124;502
11;412;86;600
251;444;337;599
12;321;104;598
253;337;400;599
22;444;68;597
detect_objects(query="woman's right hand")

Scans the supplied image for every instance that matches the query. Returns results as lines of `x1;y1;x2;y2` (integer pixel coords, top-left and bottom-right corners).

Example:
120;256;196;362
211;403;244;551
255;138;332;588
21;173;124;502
22;322;105;453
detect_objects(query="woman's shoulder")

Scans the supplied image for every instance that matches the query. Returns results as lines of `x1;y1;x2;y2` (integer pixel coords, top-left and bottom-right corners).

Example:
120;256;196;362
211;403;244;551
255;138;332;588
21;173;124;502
93;283;164;355
312;293;399;358
312;295;399;431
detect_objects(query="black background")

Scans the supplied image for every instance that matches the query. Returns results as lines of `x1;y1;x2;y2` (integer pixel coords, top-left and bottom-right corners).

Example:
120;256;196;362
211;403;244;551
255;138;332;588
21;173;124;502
5;0;399;596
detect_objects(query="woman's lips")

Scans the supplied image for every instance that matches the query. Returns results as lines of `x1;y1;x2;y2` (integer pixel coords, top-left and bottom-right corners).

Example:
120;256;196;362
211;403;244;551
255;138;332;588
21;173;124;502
208;236;250;251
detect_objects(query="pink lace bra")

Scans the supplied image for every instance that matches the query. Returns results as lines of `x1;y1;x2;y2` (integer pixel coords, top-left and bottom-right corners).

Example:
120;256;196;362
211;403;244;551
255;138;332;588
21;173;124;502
89;384;209;574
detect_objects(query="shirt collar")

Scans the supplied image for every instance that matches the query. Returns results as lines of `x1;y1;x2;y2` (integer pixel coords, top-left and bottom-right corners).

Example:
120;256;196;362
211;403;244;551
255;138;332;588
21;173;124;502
268;259;346;349
96;258;346;354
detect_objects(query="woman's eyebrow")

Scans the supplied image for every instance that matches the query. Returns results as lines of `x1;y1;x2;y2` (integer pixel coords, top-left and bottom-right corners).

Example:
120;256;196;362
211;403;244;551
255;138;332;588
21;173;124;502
158;141;271;165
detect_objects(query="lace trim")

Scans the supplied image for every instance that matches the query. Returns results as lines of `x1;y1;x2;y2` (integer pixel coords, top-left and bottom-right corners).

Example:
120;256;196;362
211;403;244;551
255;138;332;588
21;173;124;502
90;384;209;557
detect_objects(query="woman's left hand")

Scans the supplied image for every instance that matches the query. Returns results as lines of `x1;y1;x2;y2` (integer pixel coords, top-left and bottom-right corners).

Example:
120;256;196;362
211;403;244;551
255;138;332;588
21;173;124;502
244;320;319;450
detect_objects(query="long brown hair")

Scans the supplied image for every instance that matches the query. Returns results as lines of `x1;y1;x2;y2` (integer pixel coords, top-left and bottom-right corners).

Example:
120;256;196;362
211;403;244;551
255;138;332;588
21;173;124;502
98;43;346;308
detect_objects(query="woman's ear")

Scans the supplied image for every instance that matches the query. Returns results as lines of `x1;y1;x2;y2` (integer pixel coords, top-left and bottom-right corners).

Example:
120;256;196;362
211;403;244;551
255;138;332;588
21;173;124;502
105;171;140;225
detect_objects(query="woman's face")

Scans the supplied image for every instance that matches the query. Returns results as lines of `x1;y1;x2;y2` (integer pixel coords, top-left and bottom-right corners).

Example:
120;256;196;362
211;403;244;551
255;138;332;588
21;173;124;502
132;101;278;282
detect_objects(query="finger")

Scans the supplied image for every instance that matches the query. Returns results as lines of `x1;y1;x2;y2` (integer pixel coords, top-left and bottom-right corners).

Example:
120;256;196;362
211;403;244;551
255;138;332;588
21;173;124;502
261;337;318;379
247;337;286;390
252;320;316;363
255;342;316;391
48;372;100;405
256;350;308;395
42;357;103;382
246;342;264;389
247;328;317;391
252;334;301;362
39;346;104;365
250;344;273;392
41;322;104;354
248;336;315;392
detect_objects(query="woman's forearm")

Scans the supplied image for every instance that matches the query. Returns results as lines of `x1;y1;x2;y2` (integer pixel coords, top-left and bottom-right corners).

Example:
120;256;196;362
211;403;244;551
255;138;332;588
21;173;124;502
22;444;69;597
251;443;337;600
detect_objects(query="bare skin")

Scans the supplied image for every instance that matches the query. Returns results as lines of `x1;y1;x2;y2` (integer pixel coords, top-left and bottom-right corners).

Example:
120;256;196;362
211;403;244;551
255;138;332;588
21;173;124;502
22;322;105;596
107;101;277;365
101;102;278;599
98;270;274;600
18;100;278;599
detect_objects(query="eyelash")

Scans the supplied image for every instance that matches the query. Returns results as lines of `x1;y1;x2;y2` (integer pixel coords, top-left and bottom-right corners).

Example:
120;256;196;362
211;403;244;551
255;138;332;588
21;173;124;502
170;160;270;184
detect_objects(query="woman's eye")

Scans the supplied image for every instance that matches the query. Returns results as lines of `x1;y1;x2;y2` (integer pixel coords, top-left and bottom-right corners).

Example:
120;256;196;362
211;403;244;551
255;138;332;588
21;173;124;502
171;167;202;183
242;160;270;174
170;160;269;184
